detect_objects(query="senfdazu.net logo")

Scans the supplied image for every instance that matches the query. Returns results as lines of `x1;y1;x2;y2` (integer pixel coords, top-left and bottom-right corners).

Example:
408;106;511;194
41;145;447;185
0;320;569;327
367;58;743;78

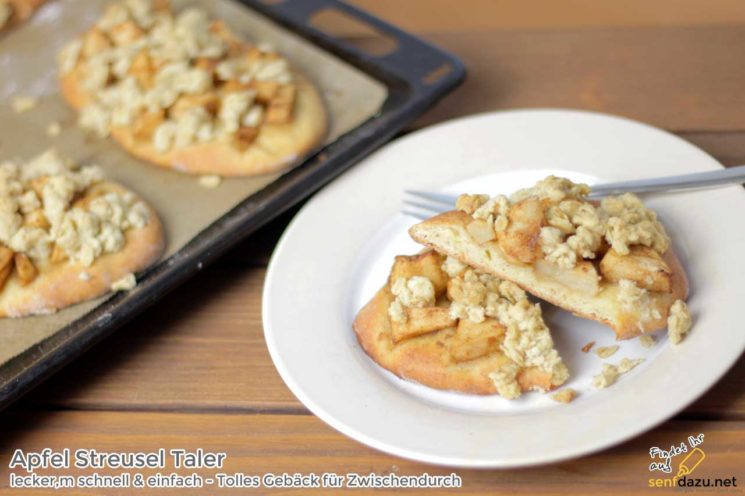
647;433;738;489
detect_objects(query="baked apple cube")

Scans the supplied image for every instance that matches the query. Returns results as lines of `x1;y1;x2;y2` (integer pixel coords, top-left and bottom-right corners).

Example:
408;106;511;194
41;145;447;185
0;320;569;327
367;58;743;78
390;251;448;295
391;306;456;343
599;246;672;292
448;318;505;362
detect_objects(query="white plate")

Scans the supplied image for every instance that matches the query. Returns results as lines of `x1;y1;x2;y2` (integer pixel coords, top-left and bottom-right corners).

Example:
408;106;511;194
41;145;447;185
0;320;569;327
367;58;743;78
263;109;745;467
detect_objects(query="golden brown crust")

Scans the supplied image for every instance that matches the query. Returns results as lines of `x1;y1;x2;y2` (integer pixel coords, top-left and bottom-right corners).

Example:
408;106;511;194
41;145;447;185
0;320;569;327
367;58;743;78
353;283;555;396
60;63;327;177
409;210;689;340
0;182;165;317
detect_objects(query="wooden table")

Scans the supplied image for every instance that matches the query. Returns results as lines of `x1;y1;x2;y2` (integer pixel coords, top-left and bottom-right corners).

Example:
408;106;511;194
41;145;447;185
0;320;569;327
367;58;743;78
2;1;744;493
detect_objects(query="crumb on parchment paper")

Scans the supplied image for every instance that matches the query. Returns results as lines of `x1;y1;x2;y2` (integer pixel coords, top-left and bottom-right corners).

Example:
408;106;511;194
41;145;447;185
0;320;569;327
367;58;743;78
11;95;37;113
111;273;136;292
198;174;222;188
47;121;62;137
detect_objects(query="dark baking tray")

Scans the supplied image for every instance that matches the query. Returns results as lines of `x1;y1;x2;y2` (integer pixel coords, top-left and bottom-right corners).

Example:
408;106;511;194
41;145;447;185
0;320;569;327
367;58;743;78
0;0;465;409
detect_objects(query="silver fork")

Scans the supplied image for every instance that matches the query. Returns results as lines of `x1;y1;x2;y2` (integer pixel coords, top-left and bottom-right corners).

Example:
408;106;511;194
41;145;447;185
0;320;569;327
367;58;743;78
402;165;745;220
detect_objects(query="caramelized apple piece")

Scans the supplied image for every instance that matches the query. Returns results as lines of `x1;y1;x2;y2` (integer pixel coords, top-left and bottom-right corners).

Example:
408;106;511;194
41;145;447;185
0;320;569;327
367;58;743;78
497;197;544;264
24;210;49;229
129;51;156;89
535;258;601;295
132;110;165;141
251;80;280;103
170;94;220;119
14;253;37;286
234;126;259;151
391;306;456;343
265;85;296;124
599;246;672;292
448;318;505;362
51;244;67;264
390;251;448;296
466;219;496;244
0;247;13;291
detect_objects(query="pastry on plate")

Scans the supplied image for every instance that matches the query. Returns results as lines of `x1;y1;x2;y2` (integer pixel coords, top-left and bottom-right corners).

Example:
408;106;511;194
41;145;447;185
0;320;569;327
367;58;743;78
353;249;569;398
0;149;164;317
58;0;327;176
0;0;46;32
409;176;690;340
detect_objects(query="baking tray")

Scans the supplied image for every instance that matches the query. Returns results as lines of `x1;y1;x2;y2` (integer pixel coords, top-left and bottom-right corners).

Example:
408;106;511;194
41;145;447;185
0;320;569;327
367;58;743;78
0;0;465;410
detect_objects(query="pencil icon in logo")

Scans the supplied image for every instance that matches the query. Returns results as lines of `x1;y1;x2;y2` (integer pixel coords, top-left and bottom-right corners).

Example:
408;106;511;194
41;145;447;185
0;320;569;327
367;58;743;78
675;448;706;478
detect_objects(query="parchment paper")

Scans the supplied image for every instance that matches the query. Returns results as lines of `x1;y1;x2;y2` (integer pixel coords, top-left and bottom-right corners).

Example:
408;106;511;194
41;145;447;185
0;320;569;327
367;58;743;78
0;0;387;365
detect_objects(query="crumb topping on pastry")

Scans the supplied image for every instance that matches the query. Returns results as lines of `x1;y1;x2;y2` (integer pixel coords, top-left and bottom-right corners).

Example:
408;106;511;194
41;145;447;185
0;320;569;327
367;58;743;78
391;276;435;308
667;299;691;344
446;260;568;390
60;0;297;153
0;149;150;288
456;176;670;270
488;362;521;399
618;279;662;327
384;252;568;398
388;275;436;323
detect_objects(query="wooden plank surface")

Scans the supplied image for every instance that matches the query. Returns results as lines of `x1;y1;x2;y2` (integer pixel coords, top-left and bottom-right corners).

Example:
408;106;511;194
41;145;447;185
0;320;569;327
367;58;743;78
1;412;743;495
20;264;745;419
405;27;745;132
2;1;745;494
351;0;745;32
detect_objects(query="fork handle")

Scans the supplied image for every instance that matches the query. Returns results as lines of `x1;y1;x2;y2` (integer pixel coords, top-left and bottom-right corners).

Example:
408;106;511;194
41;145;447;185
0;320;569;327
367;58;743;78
588;164;745;196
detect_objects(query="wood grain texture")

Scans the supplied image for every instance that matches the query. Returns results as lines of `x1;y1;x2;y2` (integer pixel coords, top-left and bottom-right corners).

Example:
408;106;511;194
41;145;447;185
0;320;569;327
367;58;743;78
396;27;745;132
0;411;743;495
25;268;300;412
20;264;745;419
349;0;745;32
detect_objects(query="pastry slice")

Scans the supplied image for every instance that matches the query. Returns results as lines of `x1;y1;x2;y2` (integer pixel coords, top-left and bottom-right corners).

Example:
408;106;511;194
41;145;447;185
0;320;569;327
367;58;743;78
353;249;569;398
0;0;46;32
409;176;690;339
58;0;326;176
0;149;164;317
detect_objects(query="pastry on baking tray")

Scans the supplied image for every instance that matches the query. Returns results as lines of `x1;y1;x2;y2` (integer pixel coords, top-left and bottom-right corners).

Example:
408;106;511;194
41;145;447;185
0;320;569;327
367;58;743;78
0;149;164;317
409;176;690;340
0;0;46;32
353;249;569;398
58;0;327;176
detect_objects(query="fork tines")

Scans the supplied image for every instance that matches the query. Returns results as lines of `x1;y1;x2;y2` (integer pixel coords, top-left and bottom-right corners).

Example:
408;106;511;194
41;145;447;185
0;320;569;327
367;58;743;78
402;190;457;219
